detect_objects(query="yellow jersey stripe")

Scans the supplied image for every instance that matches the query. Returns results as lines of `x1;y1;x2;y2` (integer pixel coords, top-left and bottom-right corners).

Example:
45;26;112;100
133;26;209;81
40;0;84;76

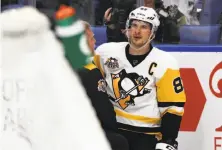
161;108;184;117
93;55;105;77
115;109;161;124
84;63;97;70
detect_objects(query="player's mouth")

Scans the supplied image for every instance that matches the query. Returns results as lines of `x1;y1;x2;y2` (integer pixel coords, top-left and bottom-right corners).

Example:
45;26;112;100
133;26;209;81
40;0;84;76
133;36;142;40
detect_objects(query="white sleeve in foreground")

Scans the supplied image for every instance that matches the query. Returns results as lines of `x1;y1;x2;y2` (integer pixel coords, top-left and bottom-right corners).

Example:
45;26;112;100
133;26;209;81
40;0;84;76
43;41;111;150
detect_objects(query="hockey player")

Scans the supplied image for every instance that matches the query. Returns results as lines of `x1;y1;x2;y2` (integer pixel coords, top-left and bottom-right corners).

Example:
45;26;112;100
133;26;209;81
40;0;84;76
94;6;186;150
0;6;111;150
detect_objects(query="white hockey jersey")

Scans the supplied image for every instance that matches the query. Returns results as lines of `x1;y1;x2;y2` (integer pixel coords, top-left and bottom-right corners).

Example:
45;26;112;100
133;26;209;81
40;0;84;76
0;7;111;150
94;42;186;136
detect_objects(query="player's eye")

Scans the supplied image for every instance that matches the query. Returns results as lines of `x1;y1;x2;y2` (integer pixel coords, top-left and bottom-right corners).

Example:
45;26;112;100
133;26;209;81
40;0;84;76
141;25;149;29
131;23;138;28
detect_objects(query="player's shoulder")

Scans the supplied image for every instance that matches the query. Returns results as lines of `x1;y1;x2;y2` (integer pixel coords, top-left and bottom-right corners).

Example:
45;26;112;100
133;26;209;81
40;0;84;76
84;63;97;71
152;47;178;69
77;63;103;78
95;42;128;56
76;63;98;75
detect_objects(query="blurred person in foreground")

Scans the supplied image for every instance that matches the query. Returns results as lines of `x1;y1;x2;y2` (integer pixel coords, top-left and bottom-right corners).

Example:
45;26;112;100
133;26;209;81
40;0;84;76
76;21;129;150
94;6;186;150
0;6;111;150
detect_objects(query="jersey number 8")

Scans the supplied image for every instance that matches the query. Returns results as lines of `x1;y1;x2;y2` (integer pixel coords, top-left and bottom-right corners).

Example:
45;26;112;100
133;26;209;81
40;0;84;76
173;77;184;93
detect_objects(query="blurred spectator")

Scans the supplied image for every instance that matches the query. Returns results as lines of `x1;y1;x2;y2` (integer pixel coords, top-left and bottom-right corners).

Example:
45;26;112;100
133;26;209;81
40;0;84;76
104;0;137;42
187;0;200;25
95;0;112;25
96;0;154;24
154;0;187;43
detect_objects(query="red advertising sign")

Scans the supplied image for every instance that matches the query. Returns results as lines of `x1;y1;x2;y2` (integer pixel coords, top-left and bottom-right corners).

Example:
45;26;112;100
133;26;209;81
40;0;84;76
179;61;222;132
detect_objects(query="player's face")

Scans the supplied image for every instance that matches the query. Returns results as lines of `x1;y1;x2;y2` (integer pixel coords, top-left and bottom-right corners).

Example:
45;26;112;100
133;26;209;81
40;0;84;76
129;20;152;48
86;28;96;54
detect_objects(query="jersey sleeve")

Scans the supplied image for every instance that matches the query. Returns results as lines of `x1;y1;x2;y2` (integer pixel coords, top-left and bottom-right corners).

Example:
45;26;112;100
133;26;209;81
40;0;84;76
93;55;105;78
155;55;186;140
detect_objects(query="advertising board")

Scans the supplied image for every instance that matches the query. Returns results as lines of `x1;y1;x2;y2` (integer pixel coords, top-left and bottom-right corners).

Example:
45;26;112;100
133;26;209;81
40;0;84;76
157;45;222;150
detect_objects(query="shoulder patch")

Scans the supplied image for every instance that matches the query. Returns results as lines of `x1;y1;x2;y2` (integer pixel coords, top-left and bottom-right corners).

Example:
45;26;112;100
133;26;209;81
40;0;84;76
84;63;97;70
105;57;119;69
97;79;107;92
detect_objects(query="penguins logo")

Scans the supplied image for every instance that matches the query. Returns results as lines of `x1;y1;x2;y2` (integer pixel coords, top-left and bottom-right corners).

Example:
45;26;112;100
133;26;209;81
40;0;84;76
110;69;151;109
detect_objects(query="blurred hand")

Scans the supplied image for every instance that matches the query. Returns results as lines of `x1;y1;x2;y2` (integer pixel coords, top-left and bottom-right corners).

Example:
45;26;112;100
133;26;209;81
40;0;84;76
104;7;112;23
144;0;155;8
104;7;115;29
